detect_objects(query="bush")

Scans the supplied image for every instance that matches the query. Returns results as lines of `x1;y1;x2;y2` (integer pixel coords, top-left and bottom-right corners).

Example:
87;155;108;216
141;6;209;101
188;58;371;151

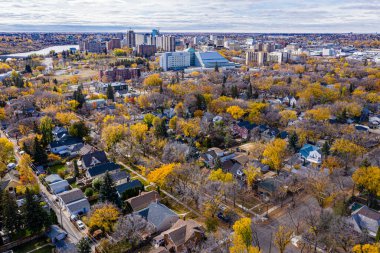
85;187;94;197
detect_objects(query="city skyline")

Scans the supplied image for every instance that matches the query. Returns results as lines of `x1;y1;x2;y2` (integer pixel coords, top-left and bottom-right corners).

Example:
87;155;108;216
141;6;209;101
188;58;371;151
1;0;380;33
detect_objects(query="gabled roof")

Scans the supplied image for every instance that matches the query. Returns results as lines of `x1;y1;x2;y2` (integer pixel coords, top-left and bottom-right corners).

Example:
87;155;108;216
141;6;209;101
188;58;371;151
50;137;83;148
138;202;178;229
351;205;380;236
45;174;63;184
79;144;96;156
57;188;85;205
127;191;160;211
116;179;143;196
300;144;321;158
87;162;120;178
110;170;129;183
81;151;109;168
163;219;204;247
232;154;249;165
66;198;90;214
48;180;69;193
237;121;257;131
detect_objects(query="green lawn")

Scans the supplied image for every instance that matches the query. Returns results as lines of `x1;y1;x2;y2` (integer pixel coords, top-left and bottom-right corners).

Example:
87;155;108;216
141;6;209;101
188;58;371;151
47;164;66;175
13;237;54;253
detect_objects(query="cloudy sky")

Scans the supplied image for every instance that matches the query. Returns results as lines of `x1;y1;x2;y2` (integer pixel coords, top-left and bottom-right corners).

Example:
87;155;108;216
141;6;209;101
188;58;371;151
0;0;379;33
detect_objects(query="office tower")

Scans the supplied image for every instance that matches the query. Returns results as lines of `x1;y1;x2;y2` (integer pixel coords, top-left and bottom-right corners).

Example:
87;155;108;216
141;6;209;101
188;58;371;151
107;38;121;50
163;35;176;52
126;30;136;48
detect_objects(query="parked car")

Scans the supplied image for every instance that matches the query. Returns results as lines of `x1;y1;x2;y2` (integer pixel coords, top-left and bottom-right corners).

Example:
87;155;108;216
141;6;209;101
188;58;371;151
70;214;78;221
76;220;86;230
7;163;17;170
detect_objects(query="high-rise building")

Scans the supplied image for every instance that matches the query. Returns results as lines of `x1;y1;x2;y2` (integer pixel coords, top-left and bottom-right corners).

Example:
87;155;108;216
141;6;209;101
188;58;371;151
163;35;176;52
268;52;289;64
99;68;141;82
246;50;267;66
152;29;160;37
125;30;136;48
135;33;153;46
160;51;190;71
79;39;104;53
107;38;121;51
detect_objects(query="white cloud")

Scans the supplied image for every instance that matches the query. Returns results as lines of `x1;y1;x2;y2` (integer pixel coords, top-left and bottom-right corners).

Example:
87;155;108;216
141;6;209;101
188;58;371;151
0;0;379;32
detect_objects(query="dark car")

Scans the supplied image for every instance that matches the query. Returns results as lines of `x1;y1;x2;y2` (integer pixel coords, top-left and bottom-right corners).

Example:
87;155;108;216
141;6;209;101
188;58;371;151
217;212;232;223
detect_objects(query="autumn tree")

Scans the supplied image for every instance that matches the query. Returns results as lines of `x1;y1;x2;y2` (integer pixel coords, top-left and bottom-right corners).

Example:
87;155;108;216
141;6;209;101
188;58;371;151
352;243;380;253
279;110;297;126
143;73;162;88
244;166;261;191
88;203;120;233
331;139;365;170
352;166;380;207
69;121;89;139
55;112;78;126
274;225;293;253
77;238;91;253
0;137;14;177
230;218;261;253
147;163;177;187
101;124;127;150
39;116;53;146
209;168;234;183
305;107;331;121
262;139;287;173
227;105;245;120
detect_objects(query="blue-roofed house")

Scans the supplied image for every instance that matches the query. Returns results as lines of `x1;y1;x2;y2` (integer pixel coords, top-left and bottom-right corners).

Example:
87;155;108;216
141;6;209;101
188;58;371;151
86;162;120;179
299;144;322;164
194;51;236;69
115;179;144;199
137;202;179;232
47;225;67;243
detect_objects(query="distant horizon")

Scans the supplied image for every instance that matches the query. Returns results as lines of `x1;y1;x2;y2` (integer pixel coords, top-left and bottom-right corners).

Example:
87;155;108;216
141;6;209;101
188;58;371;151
0;25;378;35
1;0;379;34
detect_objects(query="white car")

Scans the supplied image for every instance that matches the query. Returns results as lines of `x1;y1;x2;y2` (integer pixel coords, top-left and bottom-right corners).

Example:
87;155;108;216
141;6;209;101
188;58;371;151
76;220;86;230
7;163;16;170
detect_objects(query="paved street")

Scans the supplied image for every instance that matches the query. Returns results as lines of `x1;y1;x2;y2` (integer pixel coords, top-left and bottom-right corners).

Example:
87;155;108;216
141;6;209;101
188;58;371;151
0;130;83;246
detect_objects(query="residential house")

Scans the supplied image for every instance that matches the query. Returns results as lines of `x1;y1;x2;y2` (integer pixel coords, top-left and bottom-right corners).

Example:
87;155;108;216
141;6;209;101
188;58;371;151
110;170;130;183
154;219;205;252
47;225;67;243
85;98;107;109
49;137;83;155
52;126;68;141
45;174;63;184
115;179;144;199
48;180;70;194
86;162;120;179
350;205;380;238
81;151;109;170
0;170;21;193
200;147;235;168
262;128;280;141
137;202;179;233
282;96;297;107
299;144;322;164
232;121;257;139
126;191;160;211
257;178;283;198
79;144;96;156
57;188;90;216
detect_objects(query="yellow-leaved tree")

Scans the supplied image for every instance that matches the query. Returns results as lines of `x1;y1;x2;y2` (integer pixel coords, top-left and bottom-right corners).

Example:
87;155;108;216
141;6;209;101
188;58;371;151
230;218;261;253
88;204;120;233
305;107;331;121
227;105;245;120
101;124;127;150
143;73;162;88
262;139;287;173
279;110;297;126
208;168;234;183
274;226;293;253
352;166;380;199
0;137;14;178
147;163;178;187
330;139;365;169
55;112;78;126
352;243;380;253
243;166;261;191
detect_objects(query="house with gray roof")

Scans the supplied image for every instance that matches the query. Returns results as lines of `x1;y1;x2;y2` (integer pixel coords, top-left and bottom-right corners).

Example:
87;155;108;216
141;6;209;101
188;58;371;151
81;150;109;170
116;179;144;199
48;180;70;194
45;174;63;184
299;144;322;164
86;162;120;179
137;202;179;232
127;191;160;211
349;205;380;238
57;188;90;216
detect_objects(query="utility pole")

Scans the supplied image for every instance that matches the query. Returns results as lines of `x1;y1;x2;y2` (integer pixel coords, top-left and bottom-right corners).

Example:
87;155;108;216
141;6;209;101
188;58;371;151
269;232;273;253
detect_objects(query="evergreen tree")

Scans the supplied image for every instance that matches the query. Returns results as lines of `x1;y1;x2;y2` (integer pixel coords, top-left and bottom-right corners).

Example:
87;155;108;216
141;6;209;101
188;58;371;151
53;86;58;92
73;159;79;178
322;141;330;157
360;158;371;168
376;226;380;242
106;84;114;101
349;83;354;94
289;132;299;152
1;191;21;234
221;83;226;96
246;83;253;99
25;64;32;73
214;62;219;72
53;78;58;85
22;189;50;233
33;137;48;165
154;117;167;138
77;237;91;253
195;94;206;110
73;86;85;108
231;85;239;98
99;171;120;206
69;121;89;139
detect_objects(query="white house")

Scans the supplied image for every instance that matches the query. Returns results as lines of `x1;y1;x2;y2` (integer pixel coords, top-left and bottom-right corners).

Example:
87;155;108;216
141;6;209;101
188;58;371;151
299;144;322;164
